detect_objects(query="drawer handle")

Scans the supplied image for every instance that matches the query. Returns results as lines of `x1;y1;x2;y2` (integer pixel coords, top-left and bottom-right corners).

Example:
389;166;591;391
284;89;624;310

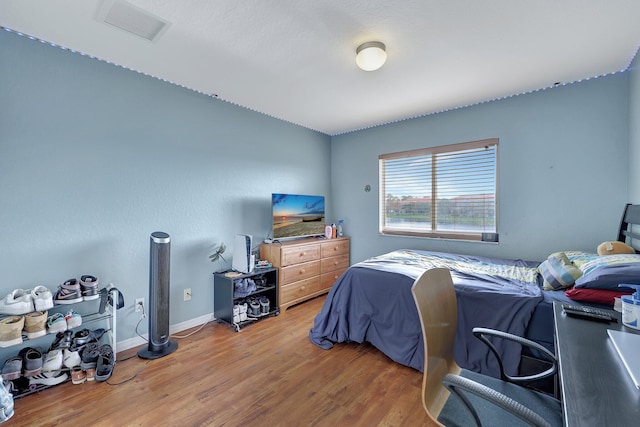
300;268;306;274
300;286;306;291
300;252;306;256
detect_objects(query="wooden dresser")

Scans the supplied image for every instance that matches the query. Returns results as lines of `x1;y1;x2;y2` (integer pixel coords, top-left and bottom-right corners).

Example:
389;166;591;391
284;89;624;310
260;237;350;311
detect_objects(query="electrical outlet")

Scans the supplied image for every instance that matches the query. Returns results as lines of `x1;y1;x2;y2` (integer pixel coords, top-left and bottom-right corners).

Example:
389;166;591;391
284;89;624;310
184;288;192;301
135;298;144;313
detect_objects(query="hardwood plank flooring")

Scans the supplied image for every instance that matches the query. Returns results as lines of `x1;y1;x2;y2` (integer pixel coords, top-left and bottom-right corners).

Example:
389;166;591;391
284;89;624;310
7;296;430;426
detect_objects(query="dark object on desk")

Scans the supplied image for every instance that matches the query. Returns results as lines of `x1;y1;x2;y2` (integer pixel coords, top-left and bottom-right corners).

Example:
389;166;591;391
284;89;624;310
562;304;618;322
412;269;562;427
554;302;639;426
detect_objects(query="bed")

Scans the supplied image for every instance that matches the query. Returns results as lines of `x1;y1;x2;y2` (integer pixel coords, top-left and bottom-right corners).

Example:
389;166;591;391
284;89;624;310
309;204;640;378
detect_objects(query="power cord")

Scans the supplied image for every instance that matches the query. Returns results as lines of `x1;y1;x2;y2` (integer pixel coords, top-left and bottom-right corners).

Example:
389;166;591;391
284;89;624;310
108;299;213;386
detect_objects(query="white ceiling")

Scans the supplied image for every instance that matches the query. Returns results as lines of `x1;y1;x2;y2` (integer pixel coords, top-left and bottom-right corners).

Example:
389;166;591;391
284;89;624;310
2;0;640;135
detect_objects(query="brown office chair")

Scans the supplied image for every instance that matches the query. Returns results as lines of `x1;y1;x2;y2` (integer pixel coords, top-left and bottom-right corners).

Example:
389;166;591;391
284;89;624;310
411;268;562;427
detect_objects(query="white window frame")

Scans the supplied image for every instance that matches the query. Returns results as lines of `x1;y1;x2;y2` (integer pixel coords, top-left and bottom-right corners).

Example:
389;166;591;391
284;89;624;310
379;138;499;241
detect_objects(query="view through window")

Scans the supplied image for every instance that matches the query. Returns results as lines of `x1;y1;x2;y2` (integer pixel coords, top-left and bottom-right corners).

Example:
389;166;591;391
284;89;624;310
379;138;498;240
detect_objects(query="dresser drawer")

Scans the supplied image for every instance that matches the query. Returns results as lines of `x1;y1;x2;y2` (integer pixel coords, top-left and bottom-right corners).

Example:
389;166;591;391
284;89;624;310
280;276;322;304
320;239;349;258
280;244;321;266
280;260;320;285
320;254;350;274
320;268;347;290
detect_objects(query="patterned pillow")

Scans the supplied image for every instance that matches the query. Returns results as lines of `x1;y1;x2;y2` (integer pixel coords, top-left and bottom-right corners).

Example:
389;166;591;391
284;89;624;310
539;252;583;290
574;254;640;290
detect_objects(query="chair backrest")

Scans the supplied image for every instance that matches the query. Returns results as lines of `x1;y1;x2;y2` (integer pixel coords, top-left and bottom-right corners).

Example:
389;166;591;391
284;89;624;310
411;268;461;425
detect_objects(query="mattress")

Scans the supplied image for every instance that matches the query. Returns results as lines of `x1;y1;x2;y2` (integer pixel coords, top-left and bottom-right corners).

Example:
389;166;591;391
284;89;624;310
309;249;571;378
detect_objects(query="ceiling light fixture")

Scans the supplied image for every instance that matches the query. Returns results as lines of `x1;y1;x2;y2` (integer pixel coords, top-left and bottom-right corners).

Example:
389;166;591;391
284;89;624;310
356;41;387;71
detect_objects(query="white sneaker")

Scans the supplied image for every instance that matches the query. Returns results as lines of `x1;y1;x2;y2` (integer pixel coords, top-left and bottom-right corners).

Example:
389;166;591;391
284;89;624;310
0;289;34;315
31;286;54;311
64;310;82;329
29;371;68;386
46;313;67;334
42;349;63;377
63;349;81;369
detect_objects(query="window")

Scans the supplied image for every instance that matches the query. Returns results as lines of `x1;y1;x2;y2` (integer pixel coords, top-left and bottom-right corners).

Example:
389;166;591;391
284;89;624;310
379;138;498;241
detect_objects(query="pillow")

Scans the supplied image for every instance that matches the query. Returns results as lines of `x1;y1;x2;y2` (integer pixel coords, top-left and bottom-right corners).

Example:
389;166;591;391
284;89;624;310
574;254;640;290
597;241;636;255
538;252;583;290
565;287;633;306
549;250;599;268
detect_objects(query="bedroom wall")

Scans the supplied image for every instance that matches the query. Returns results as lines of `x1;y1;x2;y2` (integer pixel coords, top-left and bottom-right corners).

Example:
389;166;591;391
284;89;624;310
0;30;331;345
331;74;630;263
629;52;640;203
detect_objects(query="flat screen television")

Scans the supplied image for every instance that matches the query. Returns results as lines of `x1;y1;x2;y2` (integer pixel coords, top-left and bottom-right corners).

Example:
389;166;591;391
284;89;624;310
272;193;325;240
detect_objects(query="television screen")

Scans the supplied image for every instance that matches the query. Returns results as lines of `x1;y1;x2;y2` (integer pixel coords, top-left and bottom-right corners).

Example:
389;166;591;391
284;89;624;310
272;193;325;240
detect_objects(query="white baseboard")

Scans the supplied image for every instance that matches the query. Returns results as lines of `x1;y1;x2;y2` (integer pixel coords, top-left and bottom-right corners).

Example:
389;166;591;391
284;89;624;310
116;312;215;353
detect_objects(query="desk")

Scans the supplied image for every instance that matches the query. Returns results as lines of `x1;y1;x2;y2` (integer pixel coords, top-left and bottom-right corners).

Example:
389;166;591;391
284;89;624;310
553;302;640;426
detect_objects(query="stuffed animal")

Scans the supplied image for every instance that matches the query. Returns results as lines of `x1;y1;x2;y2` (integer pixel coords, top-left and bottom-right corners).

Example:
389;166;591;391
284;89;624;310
597;241;636;255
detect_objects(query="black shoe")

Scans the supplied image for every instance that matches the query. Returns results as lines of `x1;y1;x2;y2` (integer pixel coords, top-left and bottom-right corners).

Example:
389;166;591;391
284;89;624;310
80;342;101;371
70;328;106;352
49;330;73;351
95;344;114;382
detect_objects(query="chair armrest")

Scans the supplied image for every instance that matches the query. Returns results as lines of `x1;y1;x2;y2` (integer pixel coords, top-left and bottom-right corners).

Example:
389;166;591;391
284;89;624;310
442;374;552;427
472;327;557;384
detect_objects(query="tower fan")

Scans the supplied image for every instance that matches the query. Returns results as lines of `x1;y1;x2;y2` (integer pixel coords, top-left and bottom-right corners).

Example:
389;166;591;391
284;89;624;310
138;231;178;359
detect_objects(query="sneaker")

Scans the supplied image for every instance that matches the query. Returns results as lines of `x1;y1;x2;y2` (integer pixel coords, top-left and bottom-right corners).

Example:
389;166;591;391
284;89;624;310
259;296;270;314
49;330;73;351
233;305;241;323
248;298;261;316
53;279;83;305
42;349;63;378
85;368;96;381
1;357;22;381
95;344;114;382
46;312;67;334
239;303;248;321
0;289;34;315
0;316;24;347
79;275;99;301
64;309;82;329
71;367;86;385
80;342;101;371
29;371;68;387
19;347;43;377
31;286;54;311
24;310;48;339
70;328;105;352
63;349;81;369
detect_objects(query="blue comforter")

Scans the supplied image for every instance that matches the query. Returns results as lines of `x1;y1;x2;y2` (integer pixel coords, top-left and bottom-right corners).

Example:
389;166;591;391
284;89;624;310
309;249;543;378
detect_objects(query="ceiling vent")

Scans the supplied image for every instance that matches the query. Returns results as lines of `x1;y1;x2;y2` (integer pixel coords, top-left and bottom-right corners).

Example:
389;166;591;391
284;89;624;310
98;0;170;42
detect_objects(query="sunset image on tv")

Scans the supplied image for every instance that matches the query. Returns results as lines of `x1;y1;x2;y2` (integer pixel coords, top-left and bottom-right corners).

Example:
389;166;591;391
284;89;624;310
272;193;325;239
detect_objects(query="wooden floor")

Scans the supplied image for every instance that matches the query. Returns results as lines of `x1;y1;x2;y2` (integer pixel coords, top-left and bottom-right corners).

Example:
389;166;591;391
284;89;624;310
7;295;430;426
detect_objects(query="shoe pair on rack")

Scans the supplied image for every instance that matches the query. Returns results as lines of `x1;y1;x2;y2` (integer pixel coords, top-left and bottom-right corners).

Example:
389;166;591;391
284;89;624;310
53;275;100;305
0;310;51;347
232;303;248;323
46;310;82;334
0;286;53;315
1;347;44;380
70;342;113;384
49;328;104;353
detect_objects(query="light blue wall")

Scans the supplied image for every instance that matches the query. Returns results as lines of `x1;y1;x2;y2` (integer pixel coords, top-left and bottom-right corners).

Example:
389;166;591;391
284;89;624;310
629;53;640;202
0;30;331;343
2;27;635;348
331;75;630;263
